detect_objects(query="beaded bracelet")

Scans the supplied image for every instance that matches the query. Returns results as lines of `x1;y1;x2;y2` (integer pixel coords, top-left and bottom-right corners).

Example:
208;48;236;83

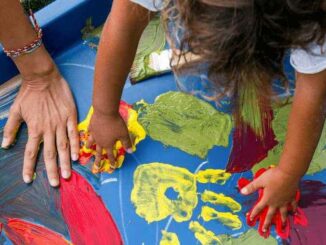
3;10;43;59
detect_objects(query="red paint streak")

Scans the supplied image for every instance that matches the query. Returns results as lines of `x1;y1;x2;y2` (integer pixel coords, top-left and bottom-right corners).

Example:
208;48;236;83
227;109;277;173
238;168;307;239
59;171;122;245
119;101;132;121
4;218;69;245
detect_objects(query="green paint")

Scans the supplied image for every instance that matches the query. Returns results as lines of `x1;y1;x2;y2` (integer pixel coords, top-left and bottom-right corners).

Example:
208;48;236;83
81;16;167;82
130;16;167;82
218;229;277;245
136;92;233;158
253;102;326;175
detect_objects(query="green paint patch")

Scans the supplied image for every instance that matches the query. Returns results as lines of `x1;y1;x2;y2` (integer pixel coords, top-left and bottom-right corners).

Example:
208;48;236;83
136;91;233;158
218;229;277;245
253;102;326;175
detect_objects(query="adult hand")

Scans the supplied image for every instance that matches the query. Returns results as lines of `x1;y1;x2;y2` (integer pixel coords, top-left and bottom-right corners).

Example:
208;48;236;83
1;65;79;187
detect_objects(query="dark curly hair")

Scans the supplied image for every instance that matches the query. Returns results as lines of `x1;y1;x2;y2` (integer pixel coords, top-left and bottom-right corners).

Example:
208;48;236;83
161;0;326;136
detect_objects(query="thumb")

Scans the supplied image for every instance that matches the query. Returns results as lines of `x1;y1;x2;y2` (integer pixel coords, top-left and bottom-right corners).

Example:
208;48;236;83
241;179;262;195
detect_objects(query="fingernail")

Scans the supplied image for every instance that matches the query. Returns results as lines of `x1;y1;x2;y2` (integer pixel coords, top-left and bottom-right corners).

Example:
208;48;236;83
241;188;248;195
1;137;10;148
126;148;133;154
72;154;79;161
62;170;71;179
23;174;32;184
50;178;59;187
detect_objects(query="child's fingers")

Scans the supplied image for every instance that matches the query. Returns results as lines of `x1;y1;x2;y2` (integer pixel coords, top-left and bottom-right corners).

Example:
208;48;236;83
279;206;288;224
241;178;262;195
291;200;298;213
263;207;276;232
250;200;266;221
106;146;116;169
86;134;95;149
121;134;133;154
94;145;103;168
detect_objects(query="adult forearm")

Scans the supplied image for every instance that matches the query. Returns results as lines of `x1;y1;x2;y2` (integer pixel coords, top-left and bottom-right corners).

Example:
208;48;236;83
279;71;326;178
93;0;151;115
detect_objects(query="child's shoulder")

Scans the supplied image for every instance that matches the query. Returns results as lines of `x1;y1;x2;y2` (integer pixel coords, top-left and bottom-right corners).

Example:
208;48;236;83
291;40;326;74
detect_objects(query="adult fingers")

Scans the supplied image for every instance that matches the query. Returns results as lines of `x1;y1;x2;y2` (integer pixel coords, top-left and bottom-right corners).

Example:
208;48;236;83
56;127;71;179
67;115;79;161
2;110;22;148
43;132;59;187
23;133;41;183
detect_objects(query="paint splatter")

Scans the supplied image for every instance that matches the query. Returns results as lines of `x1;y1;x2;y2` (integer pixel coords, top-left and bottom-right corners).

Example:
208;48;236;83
200;206;242;230
218;229;278;245
4;218;70;245
189;221;222;245
160;231;180;245
252;103;326;175
226;108;277;173
78;101;146;173
59;171;123;245
131;163;198;223
196;169;231;185
136;91;232;158
201;190;241;212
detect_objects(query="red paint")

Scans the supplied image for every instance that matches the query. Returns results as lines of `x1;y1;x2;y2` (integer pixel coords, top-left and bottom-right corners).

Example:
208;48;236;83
59;171;123;245
227;109;277;173
4;218;69;245
238;168;307;239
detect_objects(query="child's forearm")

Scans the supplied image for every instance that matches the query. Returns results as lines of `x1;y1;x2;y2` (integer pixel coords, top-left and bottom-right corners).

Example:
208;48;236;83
278;70;326;179
93;0;152;115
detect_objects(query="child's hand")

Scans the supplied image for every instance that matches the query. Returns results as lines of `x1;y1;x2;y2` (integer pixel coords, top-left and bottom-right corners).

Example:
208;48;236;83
87;111;133;170
240;166;299;232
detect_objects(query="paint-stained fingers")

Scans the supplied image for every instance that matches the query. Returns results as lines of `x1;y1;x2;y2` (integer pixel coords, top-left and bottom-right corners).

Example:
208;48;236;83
86;133;95;149
106;146;117;170
263;207;276;232
291;200;298;213
121;134;133;154
44;133;59;187
56;127;71;179
67;116;79;161
280;206;288;224
241;179;261;195
23;133;41;183
94;145;103;171
250;201;266;221
2;111;22;148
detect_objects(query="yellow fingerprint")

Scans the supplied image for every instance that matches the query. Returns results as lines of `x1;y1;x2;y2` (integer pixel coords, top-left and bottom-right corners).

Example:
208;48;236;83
201;190;241;212
189;221;222;245
200;206;242;230
160;231;180;245
196;169;231;185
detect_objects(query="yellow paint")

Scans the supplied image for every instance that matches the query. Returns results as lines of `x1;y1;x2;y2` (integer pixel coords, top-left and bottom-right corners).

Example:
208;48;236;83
200;206;242;230
201;190;241;213
78;105;146;173
196;169;231;185
160;231;180;245
189;221;222;245
131;163;198;223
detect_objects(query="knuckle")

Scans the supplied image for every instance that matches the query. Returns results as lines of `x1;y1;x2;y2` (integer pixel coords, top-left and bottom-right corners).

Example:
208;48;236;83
58;140;69;151
25;149;37;160
45;150;56;160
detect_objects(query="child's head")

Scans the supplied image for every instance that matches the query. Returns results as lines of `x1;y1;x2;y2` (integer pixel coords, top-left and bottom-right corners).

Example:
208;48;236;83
162;0;326;134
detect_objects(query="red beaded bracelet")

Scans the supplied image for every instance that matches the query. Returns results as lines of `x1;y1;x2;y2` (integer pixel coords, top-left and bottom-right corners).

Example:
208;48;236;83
3;10;43;58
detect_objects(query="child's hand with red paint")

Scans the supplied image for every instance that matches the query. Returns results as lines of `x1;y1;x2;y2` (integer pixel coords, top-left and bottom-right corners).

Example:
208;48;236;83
87;111;133;171
240;166;299;232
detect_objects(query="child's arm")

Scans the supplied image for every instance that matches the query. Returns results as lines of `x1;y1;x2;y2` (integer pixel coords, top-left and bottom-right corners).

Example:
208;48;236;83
87;0;152;168
241;69;326;231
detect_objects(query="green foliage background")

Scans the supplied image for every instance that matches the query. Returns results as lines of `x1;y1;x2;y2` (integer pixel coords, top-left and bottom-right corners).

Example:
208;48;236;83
20;0;54;12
